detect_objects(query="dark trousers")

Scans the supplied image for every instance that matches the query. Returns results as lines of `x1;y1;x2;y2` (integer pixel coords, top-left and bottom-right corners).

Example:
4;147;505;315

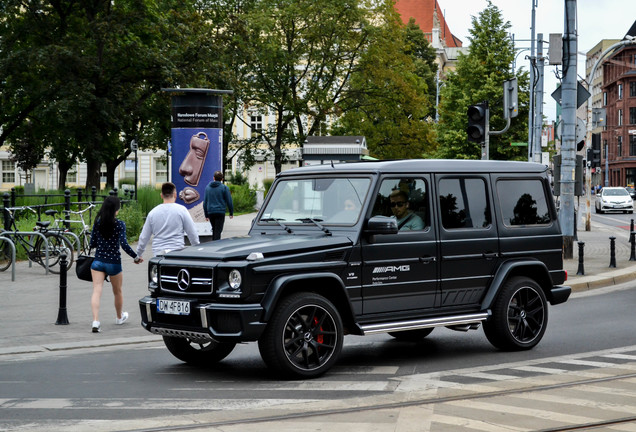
209;214;225;240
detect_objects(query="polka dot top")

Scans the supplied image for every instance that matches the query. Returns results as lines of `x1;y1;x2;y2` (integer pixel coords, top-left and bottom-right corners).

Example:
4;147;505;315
89;218;137;264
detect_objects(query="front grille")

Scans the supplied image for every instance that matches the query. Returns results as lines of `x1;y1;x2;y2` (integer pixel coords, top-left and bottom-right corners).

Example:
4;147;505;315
159;266;214;295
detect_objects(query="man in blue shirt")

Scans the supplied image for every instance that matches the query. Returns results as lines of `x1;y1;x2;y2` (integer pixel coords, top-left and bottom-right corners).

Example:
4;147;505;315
203;171;234;240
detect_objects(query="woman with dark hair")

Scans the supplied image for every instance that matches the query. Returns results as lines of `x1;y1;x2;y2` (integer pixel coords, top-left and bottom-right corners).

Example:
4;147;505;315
89;196;143;333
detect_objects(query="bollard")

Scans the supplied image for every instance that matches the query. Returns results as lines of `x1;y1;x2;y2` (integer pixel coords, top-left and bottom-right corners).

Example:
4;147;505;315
609;236;617;268
631;219;634;234
55;253;70;325
631;231;636;261
576;241;585;275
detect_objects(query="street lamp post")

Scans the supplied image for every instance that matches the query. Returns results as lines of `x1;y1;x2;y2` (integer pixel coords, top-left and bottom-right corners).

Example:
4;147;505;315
131;139;138;201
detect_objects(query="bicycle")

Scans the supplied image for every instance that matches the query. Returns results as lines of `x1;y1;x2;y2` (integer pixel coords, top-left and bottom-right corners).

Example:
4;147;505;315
0;206;75;274
46;203;95;255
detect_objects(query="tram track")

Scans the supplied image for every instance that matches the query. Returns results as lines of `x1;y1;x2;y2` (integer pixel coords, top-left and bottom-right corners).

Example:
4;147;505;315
121;371;636;432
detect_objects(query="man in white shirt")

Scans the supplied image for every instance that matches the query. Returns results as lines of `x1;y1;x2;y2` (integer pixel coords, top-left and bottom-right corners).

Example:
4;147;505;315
136;182;200;258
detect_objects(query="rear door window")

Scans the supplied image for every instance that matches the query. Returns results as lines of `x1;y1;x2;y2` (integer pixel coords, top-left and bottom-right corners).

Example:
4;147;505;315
497;179;551;226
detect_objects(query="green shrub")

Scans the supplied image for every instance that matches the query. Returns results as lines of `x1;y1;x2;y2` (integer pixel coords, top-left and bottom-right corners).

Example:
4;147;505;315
118;201;145;243
228;183;257;213
136;185;163;216
263;178;275;196
227;171;249;186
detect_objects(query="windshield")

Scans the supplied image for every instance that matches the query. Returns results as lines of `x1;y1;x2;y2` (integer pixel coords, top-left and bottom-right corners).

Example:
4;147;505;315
259;177;371;225
604;188;629;197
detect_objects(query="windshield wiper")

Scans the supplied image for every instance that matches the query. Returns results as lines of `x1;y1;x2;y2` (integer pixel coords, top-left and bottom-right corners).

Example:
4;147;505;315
260;217;292;233
295;218;331;236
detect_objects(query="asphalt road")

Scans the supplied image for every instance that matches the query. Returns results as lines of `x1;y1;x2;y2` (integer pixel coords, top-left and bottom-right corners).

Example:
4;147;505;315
1;281;635;431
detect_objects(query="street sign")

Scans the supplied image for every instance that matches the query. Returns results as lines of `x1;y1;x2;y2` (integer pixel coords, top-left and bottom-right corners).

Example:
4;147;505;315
511;142;528;146
550;81;591;109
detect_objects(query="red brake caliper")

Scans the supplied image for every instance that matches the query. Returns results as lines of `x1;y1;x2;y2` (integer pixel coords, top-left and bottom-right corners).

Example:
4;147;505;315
314;317;324;344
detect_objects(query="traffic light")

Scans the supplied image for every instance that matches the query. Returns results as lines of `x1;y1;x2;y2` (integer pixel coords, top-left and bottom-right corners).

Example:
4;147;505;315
467;102;488;143
591;134;601;168
587;147;601;168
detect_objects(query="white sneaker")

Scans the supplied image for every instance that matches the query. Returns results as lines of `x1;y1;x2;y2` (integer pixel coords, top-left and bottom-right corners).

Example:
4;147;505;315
92;321;101;333
115;312;129;325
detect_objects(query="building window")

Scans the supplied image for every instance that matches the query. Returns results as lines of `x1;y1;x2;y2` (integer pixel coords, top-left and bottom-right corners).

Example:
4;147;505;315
67;165;78;183
603;92;608;106
631;135;636;156
618;136;623;157
603;140;608;158
2;160;16;183
100;164;107;183
155;159;167;182
124;160;136;179
619;109;623;126
250;113;263;138
618;84;624;100
631;107;636;125
631;81;636;97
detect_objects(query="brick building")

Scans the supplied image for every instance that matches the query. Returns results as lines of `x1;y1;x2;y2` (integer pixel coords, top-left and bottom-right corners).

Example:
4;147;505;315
600;22;636;187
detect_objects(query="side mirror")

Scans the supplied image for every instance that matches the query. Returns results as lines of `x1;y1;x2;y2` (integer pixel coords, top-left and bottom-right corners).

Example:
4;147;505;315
365;215;398;235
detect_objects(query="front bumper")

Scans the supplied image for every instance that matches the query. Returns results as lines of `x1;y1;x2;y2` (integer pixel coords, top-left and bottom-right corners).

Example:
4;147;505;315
600;202;633;211
139;296;266;342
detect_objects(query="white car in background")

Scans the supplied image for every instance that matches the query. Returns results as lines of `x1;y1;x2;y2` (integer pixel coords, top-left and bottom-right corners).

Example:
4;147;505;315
595;187;634;214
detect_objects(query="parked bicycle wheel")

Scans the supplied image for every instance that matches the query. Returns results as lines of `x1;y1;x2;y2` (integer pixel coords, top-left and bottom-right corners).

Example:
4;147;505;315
78;230;92;255
34;233;75;274
0;240;12;272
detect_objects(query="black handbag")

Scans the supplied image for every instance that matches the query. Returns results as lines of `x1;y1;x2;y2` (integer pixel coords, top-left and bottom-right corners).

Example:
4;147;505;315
75;254;94;281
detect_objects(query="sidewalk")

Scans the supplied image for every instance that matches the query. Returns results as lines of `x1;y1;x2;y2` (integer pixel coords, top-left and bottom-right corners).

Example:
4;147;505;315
1;212;634;358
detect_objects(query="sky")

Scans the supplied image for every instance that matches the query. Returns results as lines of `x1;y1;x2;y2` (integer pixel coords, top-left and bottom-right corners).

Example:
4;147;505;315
439;0;636;121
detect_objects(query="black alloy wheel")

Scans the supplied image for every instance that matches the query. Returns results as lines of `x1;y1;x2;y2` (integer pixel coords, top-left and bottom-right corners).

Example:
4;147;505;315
483;276;548;351
259;292;343;379
163;336;236;365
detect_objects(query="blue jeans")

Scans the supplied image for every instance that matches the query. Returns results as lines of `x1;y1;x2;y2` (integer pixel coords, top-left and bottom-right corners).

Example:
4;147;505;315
91;260;123;276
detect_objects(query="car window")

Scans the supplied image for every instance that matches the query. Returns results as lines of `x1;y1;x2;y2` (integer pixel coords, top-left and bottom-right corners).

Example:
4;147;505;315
371;178;429;231
497;179;551;226
439;177;491;229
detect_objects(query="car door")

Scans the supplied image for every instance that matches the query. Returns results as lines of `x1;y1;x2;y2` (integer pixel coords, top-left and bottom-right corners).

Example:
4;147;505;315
435;174;499;308
360;176;439;315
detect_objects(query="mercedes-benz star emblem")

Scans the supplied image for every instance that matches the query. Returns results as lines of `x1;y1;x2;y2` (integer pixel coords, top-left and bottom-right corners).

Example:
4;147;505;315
177;269;190;291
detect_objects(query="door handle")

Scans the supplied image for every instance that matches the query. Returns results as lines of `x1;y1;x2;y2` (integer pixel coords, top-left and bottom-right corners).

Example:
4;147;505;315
483;252;498;260
419;256;436;264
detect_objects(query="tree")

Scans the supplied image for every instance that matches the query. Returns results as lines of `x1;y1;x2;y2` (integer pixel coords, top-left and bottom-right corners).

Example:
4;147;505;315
234;0;376;174
331;8;437;159
435;0;529;160
0;0;207;190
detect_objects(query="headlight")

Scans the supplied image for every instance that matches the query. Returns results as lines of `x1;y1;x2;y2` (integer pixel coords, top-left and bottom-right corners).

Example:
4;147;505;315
228;269;242;290
150;265;158;284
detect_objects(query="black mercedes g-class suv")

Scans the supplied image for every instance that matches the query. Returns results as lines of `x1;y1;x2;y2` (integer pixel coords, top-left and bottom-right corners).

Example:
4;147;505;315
139;159;571;379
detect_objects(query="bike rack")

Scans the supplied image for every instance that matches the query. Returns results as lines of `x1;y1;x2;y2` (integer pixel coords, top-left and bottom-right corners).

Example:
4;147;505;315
0;236;16;281
0;231;50;275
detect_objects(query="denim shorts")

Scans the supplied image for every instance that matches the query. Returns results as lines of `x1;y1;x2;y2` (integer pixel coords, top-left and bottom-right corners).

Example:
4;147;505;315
91;260;123;276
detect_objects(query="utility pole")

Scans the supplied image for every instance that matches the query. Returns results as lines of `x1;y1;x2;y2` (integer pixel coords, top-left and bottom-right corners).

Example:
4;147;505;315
533;34;545;163
559;0;577;258
528;0;537;161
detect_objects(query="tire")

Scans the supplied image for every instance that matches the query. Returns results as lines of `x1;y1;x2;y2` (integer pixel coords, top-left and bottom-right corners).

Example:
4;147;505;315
388;328;434;341
35;233;75;274
258;292;343;379
483;276;548;351
0;240;12;272
163;336;236;366
78;231;91;255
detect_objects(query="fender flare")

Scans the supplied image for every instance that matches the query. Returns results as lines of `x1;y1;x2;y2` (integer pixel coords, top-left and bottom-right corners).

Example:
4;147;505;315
260;272;355;323
480;259;552;309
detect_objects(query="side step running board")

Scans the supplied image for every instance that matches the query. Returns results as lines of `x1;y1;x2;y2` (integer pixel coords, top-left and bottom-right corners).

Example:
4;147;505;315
360;311;491;335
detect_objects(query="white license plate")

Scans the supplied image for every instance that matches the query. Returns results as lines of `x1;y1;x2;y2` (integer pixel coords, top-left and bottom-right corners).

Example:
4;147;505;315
157;299;191;315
